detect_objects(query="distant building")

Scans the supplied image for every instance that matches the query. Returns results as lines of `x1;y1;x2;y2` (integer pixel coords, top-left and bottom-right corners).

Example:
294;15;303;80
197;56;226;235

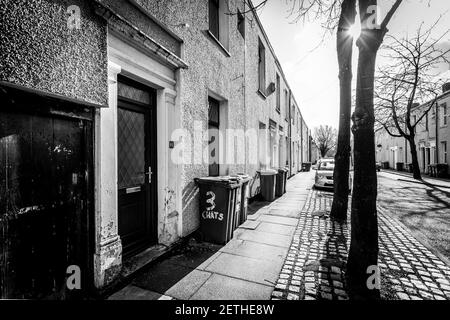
376;81;450;175
310;138;320;164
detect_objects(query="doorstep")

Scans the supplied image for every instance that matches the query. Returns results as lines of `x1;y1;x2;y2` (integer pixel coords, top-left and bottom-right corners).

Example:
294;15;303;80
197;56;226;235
97;238;188;298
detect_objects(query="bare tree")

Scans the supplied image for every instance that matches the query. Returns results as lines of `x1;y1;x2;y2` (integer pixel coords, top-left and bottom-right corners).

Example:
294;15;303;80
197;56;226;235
250;1;355;222
246;0;404;300
330;0;356;222
313;125;338;157
347;0;403;300
375;21;450;179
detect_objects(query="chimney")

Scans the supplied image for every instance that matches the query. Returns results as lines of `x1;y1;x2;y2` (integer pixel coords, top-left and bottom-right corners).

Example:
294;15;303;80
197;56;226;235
443;82;450;94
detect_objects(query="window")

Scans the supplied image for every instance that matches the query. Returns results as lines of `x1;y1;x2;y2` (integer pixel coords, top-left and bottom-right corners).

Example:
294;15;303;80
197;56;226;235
276;74;280;113
258;122;268;168
441;141;448;163
412;115;417;133
208;97;220;176
284;90;289;121
258;39;266;95
237;10;245;38
425;113;428;131
208;0;229;50
441;103;447;126
209;0;219;39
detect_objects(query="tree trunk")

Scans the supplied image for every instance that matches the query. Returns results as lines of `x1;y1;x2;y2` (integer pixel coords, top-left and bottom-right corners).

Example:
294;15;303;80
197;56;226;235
408;135;422;180
330;0;357;222
347;31;381;300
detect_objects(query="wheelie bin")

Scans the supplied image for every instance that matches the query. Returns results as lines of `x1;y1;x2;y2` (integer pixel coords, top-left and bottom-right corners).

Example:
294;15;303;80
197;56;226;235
236;174;252;225
195;176;242;244
396;162;404;171
259;169;277;202
275;168;288;197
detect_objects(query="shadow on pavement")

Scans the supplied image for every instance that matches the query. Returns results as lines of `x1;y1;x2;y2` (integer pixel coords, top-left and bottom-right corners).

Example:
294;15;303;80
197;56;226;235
129;240;222;296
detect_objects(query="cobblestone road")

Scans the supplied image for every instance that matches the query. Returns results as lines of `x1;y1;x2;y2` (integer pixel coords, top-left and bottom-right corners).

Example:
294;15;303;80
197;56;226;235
272;185;450;300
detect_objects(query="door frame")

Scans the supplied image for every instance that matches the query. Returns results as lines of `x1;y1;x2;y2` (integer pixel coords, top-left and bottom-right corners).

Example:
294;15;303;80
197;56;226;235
117;75;158;257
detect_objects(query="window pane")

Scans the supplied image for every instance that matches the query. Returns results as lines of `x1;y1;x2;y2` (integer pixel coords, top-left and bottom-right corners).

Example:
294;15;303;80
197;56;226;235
258;40;265;92
209;125;219;176
117;108;145;188
118;82;150;105
208;97;220;125
276;74;280;111
237;10;245;38
209;0;219;39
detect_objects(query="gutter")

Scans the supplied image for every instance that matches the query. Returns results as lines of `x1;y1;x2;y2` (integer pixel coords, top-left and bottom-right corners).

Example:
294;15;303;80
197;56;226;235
93;0;189;70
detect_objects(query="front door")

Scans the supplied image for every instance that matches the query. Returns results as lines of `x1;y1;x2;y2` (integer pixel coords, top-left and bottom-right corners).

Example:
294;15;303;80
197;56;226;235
117;78;157;257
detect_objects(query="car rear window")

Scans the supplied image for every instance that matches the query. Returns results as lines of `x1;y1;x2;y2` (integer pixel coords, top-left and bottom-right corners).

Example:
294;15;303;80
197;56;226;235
319;161;335;170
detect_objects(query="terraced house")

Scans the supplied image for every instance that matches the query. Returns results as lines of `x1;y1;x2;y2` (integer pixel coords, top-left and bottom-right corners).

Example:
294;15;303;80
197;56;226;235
375;81;450;176
0;0;311;298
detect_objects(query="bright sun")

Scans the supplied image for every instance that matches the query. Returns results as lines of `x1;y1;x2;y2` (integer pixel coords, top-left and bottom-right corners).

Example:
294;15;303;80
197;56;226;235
348;24;360;38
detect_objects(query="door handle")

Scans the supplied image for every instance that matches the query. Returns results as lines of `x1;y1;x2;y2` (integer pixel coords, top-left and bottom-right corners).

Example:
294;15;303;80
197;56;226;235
144;166;152;184
138;167;152;183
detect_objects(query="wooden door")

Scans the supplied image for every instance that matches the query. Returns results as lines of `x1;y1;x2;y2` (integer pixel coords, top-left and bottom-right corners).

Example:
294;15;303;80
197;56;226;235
0;111;92;299
117;78;157;257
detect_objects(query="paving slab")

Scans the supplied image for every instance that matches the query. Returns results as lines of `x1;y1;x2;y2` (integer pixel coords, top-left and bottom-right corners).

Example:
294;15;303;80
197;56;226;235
190;274;273;300
238;220;260;230
233;229;293;248
108;285;162;300
256;222;296;236
259;214;299;226
220;239;288;262
165;270;212;300
205;252;283;286
266;209;301;218
196;251;222;271
132;260;194;294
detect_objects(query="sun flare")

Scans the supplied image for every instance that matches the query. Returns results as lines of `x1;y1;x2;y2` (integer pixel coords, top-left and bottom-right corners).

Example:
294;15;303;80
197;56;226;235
348;24;361;38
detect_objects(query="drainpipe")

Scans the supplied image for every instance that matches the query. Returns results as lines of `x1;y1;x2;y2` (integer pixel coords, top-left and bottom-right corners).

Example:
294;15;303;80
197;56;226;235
436;103;439;164
300;115;303;166
243;2;247;173
405;137;408;164
288;90;292;177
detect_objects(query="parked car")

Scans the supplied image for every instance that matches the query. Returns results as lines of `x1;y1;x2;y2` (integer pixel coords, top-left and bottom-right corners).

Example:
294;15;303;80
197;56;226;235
376;161;381;172
314;158;353;192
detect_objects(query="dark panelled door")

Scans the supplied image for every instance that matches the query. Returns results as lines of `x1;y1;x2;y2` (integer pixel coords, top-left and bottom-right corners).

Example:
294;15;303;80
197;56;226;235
117;79;156;257
0;111;91;299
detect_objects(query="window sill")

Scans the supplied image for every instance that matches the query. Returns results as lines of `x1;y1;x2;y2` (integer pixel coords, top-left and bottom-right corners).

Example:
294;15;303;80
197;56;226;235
206;30;231;57
257;89;267;100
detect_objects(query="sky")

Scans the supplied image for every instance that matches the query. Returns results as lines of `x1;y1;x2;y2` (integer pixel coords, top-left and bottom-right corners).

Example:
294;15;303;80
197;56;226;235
253;0;450;130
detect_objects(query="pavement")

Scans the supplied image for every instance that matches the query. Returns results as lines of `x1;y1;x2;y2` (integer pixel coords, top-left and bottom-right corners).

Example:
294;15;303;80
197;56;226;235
109;170;450;300
108;172;312;300
382;169;450;189
272;171;450;300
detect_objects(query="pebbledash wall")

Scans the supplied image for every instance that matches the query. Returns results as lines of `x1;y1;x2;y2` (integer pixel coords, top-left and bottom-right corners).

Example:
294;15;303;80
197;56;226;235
139;0;311;230
0;0;311;291
0;0;108;105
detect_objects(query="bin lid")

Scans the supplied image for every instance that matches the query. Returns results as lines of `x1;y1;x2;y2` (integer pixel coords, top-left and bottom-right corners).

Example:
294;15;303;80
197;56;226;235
195;176;242;188
236;173;252;182
258;169;278;176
